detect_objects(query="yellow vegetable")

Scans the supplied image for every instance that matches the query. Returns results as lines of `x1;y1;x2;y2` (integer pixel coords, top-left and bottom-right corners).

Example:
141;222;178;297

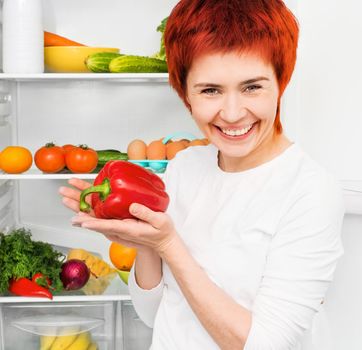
40;335;57;350
67;249;115;278
65;332;91;350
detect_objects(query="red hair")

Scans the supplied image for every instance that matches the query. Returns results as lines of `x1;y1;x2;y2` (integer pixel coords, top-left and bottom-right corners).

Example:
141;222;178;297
164;0;299;134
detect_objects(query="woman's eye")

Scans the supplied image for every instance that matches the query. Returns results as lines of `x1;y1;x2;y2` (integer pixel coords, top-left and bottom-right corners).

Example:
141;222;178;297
201;88;219;96
244;85;261;93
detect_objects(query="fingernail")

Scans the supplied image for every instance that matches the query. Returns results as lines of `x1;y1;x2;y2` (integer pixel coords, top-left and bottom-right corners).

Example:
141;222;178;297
130;204;139;215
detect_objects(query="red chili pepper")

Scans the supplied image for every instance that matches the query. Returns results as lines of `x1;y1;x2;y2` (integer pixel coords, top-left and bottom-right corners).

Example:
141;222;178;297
32;272;52;289
79;160;169;219
9;278;53;299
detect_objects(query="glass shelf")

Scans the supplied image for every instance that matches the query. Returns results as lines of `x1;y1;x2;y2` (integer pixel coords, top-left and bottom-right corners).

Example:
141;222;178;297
0;168;164;180
0;170;97;180
0;73;169;83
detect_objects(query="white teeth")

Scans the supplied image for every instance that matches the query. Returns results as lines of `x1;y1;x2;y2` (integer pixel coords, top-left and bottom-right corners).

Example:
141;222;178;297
221;124;253;136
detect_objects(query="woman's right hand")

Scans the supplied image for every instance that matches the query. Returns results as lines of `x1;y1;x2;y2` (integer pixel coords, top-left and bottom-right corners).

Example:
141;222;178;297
59;178;95;216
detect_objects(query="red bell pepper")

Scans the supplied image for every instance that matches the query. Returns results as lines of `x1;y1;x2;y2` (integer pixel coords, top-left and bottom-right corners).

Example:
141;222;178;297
32;272;53;289
79;160;169;219
9;277;53;299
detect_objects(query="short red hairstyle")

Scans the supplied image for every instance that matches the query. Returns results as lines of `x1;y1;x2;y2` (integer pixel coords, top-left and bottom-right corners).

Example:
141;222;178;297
164;0;299;134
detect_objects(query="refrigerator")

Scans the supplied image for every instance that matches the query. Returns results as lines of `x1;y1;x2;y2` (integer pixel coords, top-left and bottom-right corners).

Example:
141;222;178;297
0;0;361;349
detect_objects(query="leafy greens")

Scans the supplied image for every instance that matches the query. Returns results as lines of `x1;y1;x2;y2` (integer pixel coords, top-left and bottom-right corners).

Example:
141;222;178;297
0;228;65;293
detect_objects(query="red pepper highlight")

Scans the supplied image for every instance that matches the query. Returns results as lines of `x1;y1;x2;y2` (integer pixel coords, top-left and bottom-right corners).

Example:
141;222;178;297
9;278;53;299
79;160;169;219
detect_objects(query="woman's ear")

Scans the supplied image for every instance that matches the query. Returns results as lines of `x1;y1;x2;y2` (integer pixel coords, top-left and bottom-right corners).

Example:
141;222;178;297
184;95;192;113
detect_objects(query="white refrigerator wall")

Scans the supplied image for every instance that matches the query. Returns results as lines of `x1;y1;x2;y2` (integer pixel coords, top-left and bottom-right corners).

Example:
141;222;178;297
282;1;362;349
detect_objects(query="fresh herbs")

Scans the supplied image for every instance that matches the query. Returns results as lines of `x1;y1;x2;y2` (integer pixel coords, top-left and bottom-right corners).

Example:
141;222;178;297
0;228;65;294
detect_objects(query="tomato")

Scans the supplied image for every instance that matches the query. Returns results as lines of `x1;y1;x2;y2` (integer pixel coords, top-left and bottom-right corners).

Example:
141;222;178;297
109;242;137;271
34;143;65;173
65;145;98;173
62;144;76;156
0;146;33;174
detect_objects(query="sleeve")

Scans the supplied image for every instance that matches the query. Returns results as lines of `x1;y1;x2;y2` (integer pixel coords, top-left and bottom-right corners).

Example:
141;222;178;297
127;158;179;328
244;174;345;350
128;263;164;328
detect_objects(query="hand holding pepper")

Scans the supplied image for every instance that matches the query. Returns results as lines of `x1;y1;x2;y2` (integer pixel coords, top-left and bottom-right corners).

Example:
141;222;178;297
59;162;175;254
70;203;178;255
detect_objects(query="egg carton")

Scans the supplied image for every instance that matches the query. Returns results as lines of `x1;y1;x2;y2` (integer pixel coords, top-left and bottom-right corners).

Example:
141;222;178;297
128;132;198;173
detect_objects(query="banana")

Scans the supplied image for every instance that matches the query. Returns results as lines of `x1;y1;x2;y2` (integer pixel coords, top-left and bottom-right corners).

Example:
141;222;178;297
40;335;57;350
87;343;98;350
66;332;91;350
50;327;80;350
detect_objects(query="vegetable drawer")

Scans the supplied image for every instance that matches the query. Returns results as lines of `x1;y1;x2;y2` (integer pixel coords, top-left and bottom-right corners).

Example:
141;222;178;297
0;300;152;350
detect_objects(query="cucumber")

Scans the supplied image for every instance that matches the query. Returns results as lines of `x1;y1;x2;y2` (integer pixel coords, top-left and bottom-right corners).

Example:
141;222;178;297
85;52;123;73
96;149;128;167
109;55;168;73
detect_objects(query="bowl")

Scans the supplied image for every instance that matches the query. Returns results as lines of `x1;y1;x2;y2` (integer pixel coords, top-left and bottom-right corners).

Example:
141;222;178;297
44;46;120;73
117;270;130;285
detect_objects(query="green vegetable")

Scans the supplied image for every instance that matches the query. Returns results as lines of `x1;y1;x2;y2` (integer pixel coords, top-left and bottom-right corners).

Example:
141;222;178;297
152;17;168;61
0;228;65;294
85;52;123;73
96;149;128;167
109;55;168;73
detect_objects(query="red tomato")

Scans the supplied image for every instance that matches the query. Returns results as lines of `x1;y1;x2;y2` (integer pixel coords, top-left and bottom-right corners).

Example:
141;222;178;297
62;144;76;156
65;145;98;173
34;143;65;173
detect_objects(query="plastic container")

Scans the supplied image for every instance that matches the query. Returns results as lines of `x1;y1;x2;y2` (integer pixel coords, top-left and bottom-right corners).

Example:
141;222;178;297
2;0;44;73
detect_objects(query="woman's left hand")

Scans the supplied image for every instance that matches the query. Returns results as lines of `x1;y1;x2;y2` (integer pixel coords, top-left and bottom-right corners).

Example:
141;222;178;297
71;203;178;255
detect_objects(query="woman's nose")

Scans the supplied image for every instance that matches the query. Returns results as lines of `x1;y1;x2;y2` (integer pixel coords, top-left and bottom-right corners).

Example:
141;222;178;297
219;94;248;122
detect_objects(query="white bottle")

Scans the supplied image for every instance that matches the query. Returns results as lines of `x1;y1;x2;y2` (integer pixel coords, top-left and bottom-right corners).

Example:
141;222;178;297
2;0;44;73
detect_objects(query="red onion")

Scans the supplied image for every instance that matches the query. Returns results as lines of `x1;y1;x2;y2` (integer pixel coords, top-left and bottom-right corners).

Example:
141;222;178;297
60;259;90;290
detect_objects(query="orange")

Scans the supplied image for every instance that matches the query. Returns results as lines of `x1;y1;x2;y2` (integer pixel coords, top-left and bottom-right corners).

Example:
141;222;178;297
109;242;137;271
0;146;33;174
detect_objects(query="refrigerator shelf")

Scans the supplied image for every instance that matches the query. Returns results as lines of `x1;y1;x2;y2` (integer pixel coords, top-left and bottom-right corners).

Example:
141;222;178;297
0;171;96;180
0;169;165;180
0;73;169;83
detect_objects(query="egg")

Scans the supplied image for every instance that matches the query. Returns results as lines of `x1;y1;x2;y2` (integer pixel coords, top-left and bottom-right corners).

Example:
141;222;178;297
127;139;147;160
166;140;186;160
180;139;190;148
147;140;166;160
189;139;206;146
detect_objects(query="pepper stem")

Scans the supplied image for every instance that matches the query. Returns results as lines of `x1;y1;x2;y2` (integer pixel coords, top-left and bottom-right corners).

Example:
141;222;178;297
79;178;111;212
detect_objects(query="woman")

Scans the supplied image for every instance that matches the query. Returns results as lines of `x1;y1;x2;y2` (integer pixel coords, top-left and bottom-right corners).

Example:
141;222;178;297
60;0;344;348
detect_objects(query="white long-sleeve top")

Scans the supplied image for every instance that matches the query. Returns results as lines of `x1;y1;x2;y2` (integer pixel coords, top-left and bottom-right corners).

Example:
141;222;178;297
128;143;344;350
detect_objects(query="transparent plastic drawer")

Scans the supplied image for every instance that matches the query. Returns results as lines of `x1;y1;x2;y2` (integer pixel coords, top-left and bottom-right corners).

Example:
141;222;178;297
0;300;153;350
0;301;116;350
121;300;152;350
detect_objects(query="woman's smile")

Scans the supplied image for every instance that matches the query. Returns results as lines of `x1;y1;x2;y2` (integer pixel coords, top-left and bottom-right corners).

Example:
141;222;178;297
214;121;258;140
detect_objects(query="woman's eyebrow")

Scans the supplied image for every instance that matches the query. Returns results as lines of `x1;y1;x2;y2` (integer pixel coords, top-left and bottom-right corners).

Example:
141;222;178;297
193;76;269;88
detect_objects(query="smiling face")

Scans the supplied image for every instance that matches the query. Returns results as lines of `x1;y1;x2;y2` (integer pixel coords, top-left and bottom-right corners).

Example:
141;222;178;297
186;51;290;172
